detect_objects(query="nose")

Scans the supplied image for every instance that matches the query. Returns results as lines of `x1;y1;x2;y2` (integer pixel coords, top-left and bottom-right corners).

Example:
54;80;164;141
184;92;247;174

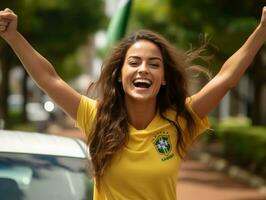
138;62;149;75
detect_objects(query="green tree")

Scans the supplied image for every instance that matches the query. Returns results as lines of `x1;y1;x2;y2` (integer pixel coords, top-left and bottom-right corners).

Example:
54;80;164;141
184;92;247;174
0;0;105;126
129;0;266;124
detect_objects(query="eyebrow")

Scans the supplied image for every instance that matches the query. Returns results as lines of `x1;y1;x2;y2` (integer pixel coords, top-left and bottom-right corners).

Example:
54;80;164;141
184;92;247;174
128;56;162;61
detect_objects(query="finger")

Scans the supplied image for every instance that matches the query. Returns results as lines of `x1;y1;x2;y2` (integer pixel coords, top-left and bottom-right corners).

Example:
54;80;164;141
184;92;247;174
0;25;7;32
4;8;14;14
0;12;17;21
0;21;8;26
262;6;266;18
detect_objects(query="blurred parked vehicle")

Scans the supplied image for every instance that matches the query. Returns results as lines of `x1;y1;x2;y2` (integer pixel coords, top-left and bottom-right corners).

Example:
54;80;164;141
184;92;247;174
0;130;93;200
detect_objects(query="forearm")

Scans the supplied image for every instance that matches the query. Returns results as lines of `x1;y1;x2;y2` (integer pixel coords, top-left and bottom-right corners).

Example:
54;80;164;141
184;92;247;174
217;24;266;88
4;31;59;90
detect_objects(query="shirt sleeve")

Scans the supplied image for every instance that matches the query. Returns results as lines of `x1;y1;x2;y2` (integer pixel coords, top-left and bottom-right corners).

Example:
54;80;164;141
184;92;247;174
185;97;209;136
75;95;97;137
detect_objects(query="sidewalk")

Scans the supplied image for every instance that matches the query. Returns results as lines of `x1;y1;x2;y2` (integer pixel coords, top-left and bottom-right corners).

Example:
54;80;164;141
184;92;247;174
177;158;266;200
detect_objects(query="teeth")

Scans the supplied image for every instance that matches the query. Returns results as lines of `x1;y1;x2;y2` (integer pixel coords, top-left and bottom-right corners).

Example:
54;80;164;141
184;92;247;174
133;79;152;85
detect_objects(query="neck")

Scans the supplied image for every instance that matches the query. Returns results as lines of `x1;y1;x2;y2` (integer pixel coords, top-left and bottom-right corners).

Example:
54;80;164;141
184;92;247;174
125;97;157;130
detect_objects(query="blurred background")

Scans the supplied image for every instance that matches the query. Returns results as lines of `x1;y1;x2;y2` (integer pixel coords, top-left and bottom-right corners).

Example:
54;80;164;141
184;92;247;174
0;0;265;199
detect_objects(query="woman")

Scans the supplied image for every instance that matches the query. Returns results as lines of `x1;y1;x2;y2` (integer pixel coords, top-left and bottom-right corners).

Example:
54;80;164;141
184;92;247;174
0;7;265;200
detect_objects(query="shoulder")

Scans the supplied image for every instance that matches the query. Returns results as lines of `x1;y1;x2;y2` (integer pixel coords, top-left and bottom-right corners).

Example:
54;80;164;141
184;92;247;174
78;95;97;113
75;96;98;138
164;97;209;132
80;95;97;106
185;96;209;135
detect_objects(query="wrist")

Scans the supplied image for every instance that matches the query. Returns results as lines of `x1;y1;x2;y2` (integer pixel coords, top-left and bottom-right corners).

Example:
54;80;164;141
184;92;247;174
258;22;266;29
257;23;266;41
3;30;20;44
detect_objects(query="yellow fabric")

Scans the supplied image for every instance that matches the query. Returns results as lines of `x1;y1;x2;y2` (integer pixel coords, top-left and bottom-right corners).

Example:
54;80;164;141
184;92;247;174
76;95;209;200
76;96;97;136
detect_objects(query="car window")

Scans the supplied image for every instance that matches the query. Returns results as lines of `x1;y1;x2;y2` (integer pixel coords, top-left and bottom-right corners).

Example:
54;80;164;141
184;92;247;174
0;153;93;200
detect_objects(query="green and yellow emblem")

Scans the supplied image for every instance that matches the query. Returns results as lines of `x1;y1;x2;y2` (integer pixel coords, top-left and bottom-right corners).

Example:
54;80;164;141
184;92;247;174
153;133;172;156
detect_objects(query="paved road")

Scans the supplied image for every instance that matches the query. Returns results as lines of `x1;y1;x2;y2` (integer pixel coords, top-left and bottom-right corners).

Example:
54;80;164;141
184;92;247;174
177;159;265;200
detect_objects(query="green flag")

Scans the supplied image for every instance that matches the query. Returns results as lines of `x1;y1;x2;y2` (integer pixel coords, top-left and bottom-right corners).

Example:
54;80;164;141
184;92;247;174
106;0;133;48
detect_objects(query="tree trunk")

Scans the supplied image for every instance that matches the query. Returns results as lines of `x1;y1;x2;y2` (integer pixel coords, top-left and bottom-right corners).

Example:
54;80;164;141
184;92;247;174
0;58;10;128
248;50;266;125
22;69;28;122
250;82;262;125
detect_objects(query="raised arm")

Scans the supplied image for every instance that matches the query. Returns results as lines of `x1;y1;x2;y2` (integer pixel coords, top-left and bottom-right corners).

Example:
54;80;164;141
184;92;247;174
191;7;266;118
0;8;81;119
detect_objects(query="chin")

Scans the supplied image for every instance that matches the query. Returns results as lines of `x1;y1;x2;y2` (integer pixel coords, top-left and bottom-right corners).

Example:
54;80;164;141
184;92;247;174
128;93;156;102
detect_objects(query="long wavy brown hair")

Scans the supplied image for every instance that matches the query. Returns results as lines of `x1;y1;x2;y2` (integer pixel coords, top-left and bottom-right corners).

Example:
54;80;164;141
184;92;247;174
87;30;209;185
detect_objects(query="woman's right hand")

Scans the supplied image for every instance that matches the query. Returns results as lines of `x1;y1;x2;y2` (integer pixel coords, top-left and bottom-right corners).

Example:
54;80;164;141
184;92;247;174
0;8;18;40
260;6;266;27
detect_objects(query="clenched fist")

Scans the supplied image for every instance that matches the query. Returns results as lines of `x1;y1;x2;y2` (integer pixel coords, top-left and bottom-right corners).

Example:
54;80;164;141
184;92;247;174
0;8;18;40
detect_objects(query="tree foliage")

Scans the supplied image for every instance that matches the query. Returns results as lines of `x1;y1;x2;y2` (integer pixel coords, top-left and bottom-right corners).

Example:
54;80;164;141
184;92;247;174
130;0;263;63
1;0;105;78
129;0;266;124
0;0;105;125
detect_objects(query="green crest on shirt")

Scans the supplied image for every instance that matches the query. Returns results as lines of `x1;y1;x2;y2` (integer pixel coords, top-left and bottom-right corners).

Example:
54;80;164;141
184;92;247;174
153;134;172;156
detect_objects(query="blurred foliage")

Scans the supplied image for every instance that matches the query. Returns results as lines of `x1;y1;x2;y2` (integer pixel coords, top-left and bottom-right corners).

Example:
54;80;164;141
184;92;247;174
218;116;252;128
219;126;266;178
0;0;105;80
129;0;264;71
202;116;251;142
129;0;266;125
0;0;106;126
8;110;35;131
205;117;266;178
11;123;36;132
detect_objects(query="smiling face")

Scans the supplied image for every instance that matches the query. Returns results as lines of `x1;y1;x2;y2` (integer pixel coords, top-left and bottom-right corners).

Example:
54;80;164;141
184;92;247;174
120;40;166;103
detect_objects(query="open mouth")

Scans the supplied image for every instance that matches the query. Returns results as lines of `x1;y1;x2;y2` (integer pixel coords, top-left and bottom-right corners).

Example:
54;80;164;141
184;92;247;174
133;79;152;89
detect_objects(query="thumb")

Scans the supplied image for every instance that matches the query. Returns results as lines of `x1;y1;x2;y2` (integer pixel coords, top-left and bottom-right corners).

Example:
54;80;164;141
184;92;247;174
4;8;14;13
261;6;266;26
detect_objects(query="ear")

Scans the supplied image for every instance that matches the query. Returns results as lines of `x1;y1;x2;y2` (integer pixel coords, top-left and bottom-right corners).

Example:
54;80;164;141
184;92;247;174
161;79;166;85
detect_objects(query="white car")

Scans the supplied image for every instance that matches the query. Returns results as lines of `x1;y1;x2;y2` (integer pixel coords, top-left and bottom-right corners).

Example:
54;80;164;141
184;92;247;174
0;130;93;200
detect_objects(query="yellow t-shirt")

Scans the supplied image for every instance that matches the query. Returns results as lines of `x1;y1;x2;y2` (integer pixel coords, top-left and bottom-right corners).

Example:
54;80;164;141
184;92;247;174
76;96;209;200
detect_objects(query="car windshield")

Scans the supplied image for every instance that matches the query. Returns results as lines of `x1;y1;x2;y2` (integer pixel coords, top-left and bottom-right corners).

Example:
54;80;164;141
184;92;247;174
0;152;93;200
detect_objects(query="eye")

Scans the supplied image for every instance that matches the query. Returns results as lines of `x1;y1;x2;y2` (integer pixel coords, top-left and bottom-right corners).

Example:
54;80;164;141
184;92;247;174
149;63;159;68
128;61;139;67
